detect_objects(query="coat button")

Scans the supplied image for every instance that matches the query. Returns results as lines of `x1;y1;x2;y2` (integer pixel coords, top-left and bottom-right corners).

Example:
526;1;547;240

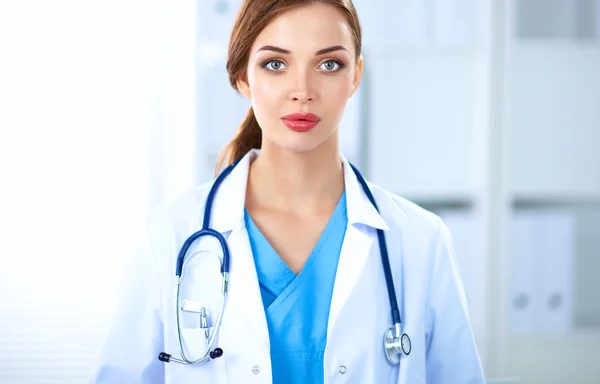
339;365;347;374
252;365;260;374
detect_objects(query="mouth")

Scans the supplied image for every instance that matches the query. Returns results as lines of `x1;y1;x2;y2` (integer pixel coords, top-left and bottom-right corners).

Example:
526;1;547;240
281;113;321;132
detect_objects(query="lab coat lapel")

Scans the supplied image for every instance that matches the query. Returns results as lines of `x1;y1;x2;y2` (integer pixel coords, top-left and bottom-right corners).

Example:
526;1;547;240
205;149;270;349
327;156;390;331
225;224;271;349
327;224;373;331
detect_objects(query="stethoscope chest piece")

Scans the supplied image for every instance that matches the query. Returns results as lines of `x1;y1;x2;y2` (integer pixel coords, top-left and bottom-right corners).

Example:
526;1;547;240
384;325;411;365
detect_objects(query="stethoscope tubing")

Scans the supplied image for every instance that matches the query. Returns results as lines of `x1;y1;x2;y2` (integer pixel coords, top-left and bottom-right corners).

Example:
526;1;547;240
168;156;407;365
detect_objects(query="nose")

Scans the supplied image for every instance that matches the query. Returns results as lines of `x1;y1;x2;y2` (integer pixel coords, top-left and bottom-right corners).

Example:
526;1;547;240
288;72;315;103
289;92;313;103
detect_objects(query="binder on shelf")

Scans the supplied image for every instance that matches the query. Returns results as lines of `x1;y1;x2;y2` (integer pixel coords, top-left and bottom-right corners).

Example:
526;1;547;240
508;212;537;334
508;209;576;335
537;210;576;334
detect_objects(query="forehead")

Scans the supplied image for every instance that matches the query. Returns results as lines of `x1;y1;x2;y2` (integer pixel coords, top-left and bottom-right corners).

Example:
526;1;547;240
251;3;354;55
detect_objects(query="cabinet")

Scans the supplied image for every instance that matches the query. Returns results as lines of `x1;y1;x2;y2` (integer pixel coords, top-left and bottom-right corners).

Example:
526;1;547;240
503;1;600;382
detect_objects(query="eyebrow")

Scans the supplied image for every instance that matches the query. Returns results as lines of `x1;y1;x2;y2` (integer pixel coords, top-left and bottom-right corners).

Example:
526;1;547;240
256;45;348;56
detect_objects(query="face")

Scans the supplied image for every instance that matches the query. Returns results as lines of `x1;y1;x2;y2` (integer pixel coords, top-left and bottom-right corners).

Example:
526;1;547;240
237;2;363;154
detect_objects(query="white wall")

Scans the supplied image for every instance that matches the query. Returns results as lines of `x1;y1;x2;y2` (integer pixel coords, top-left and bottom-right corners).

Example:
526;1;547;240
0;1;156;382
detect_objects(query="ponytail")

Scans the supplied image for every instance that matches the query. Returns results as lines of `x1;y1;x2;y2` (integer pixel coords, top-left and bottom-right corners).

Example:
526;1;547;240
214;106;262;176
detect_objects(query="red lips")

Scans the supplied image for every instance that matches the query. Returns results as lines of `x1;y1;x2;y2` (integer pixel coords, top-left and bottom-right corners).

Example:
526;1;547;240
281;113;321;132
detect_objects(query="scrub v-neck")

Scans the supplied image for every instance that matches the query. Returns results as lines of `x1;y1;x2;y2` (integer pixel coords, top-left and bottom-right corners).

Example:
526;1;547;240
244;191;348;383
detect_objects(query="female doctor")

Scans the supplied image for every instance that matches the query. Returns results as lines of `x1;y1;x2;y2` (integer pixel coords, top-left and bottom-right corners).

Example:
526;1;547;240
90;0;485;383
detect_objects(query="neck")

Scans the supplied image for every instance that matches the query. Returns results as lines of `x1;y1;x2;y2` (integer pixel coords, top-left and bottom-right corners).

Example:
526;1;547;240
246;137;345;215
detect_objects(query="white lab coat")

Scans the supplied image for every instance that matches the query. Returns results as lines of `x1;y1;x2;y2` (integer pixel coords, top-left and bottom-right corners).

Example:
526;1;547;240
90;149;485;383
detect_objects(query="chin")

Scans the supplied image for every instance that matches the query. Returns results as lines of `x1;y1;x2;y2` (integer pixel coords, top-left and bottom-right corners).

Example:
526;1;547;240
284;138;339;156
265;134;323;154
263;126;338;154
278;141;322;153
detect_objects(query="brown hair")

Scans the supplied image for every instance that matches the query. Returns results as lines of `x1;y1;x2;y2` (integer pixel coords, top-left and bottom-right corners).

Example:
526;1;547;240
214;0;362;175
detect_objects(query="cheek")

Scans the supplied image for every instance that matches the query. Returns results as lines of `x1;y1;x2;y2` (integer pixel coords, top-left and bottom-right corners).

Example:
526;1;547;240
321;77;353;113
250;84;276;107
246;70;282;130
248;69;279;106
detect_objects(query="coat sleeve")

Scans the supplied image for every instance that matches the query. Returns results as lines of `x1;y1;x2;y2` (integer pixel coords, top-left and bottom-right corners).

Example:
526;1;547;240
425;219;485;383
89;222;165;383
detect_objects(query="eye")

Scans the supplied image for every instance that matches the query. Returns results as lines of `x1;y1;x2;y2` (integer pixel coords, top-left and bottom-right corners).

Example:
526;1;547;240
262;59;287;71
320;59;344;72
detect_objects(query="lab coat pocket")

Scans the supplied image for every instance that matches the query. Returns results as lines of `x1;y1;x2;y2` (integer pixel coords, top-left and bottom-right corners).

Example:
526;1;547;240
178;248;225;328
179;327;216;360
167;327;228;384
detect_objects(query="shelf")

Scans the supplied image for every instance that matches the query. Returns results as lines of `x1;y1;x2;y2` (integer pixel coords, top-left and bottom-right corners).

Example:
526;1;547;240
404;196;475;211
511;194;600;207
507;203;600;337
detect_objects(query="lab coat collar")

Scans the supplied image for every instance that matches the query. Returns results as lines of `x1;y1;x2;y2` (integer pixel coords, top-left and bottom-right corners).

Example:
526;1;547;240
202;150;252;234
340;153;390;231
205;149;390;233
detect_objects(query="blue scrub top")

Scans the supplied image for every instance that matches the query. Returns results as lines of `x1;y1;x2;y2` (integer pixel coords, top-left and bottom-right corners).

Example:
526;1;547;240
244;191;348;384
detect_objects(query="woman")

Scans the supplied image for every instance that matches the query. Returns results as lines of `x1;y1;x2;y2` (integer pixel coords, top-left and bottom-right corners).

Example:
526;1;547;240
90;0;485;383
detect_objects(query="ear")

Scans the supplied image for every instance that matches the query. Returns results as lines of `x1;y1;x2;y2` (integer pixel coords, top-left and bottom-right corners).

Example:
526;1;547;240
236;77;251;99
350;55;363;98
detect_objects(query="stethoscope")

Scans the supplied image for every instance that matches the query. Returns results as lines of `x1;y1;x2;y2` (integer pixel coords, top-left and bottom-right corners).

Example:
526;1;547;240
158;157;411;366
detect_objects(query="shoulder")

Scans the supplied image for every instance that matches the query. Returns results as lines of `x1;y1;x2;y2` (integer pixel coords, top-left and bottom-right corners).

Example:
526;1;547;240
367;180;444;241
143;180;216;240
363;180;454;284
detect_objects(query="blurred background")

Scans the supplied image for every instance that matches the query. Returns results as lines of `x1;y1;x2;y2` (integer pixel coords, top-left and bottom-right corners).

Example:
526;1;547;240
0;0;599;383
